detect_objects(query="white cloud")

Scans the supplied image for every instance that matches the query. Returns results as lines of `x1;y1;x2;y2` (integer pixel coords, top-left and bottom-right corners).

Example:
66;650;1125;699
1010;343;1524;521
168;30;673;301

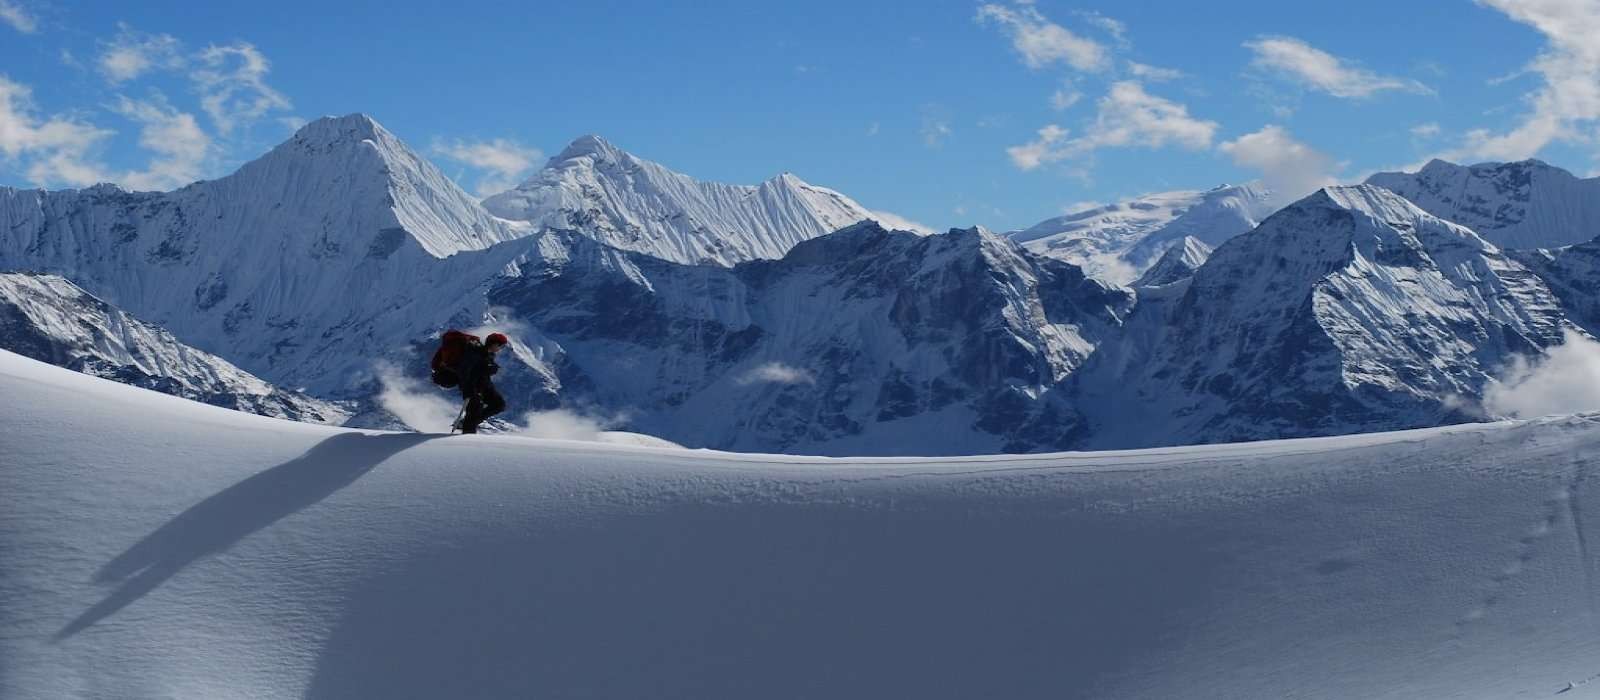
1445;0;1600;162
1484;329;1600;419
1218;124;1337;207
278;115;308;132
1008;82;1217;170
1050;88;1082;111
432;138;544;196
1007;123;1068;170
1127;61;1182;82
0;0;37;33
866;121;880;136
109;95;211;191
191;43;292;134
976;3;1108;72
1075;10;1129;48
738;362;816;386
1411;122;1442;139
0;75;113;187
97;24;184;84
1245;35;1432;99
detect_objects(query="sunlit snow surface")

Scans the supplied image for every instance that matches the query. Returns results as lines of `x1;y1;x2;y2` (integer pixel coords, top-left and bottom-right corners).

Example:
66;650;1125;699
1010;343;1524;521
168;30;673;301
5;349;1600;698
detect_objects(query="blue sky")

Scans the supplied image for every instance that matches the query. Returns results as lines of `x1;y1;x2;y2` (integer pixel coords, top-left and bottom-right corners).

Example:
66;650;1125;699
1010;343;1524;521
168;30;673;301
0;0;1594;231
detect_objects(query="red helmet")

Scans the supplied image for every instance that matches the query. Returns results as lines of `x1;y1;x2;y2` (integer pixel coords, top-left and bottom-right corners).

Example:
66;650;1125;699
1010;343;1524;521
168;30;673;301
485;332;510;347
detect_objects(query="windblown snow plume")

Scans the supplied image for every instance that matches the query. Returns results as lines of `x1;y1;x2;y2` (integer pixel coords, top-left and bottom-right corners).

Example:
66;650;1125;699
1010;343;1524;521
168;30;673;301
1484;329;1600;419
512;409;616;441
737;362;816;386
374;362;461;432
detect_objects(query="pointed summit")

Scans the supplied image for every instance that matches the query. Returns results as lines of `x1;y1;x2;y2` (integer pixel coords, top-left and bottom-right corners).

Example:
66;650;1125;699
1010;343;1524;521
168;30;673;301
551;134;623;163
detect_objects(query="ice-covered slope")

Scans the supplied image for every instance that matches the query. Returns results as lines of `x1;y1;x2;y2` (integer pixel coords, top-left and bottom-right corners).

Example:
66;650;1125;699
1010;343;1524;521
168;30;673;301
1009;183;1273;285
482;135;928;266
0;114;531;396
0;272;347;424
482;222;1130;454
9;351;1600;698
1366;158;1600;249
1131;235;1211;287
1076;185;1570;448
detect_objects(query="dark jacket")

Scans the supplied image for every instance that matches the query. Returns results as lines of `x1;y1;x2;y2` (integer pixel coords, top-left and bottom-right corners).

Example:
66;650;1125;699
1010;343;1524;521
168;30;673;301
451;344;499;396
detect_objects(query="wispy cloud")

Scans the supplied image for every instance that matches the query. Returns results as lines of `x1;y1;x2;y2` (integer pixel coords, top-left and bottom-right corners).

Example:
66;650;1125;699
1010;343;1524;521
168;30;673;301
1245;35;1433;99
1007;82;1217;170
0;0;37;33
97;24;184;84
1007;124;1068;170
976;2;1108;72
921;111;952;148
432;138;544;196
191;43;292;135
0;75;113;187
1074;10;1129;49
1050;87;1082;111
109;94;211;191
1218;124;1337;207
1444;0;1600;163
1410;122;1442;139
1127;61;1182;82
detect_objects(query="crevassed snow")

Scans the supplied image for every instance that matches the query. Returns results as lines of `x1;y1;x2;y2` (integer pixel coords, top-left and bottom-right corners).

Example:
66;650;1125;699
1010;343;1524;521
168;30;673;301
7;351;1600;698
482;135;931;266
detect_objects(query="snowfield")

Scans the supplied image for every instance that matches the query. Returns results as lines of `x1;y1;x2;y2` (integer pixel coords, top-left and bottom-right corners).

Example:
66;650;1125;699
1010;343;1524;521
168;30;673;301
5;349;1600;698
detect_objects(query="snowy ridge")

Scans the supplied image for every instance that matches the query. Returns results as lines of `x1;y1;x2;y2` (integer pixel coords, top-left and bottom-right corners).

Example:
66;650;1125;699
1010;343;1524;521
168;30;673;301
483;221;1130;454
483;135;928;266
1366;158;1600;250
0;272;347;423
8;351;1600;698
1009;183;1273;285
1076;184;1570;448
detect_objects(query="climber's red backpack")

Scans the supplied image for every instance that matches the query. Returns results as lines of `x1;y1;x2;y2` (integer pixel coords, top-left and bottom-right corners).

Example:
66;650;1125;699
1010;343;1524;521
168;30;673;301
429;329;480;388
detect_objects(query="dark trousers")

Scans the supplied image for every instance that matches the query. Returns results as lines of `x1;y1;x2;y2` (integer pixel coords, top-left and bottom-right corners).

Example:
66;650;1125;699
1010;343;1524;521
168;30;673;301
461;382;506;433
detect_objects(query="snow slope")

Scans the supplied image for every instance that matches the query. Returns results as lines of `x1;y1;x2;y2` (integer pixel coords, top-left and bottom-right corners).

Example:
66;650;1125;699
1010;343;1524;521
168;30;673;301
483;135;929;266
1367;158;1600;250
0;272;347;424
1009;184;1273;285
8;351;1600;698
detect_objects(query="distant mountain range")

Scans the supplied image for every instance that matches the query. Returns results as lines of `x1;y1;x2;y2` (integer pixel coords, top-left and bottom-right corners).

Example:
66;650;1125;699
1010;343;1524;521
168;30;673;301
485;134;929;266
2;112;1597;454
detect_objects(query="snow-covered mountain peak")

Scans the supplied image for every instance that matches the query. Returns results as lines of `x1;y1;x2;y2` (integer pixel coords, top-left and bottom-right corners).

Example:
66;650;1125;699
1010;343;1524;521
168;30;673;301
1010;182;1276;285
551;133;623;163
483;137;924;266
1365;157;1600;250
